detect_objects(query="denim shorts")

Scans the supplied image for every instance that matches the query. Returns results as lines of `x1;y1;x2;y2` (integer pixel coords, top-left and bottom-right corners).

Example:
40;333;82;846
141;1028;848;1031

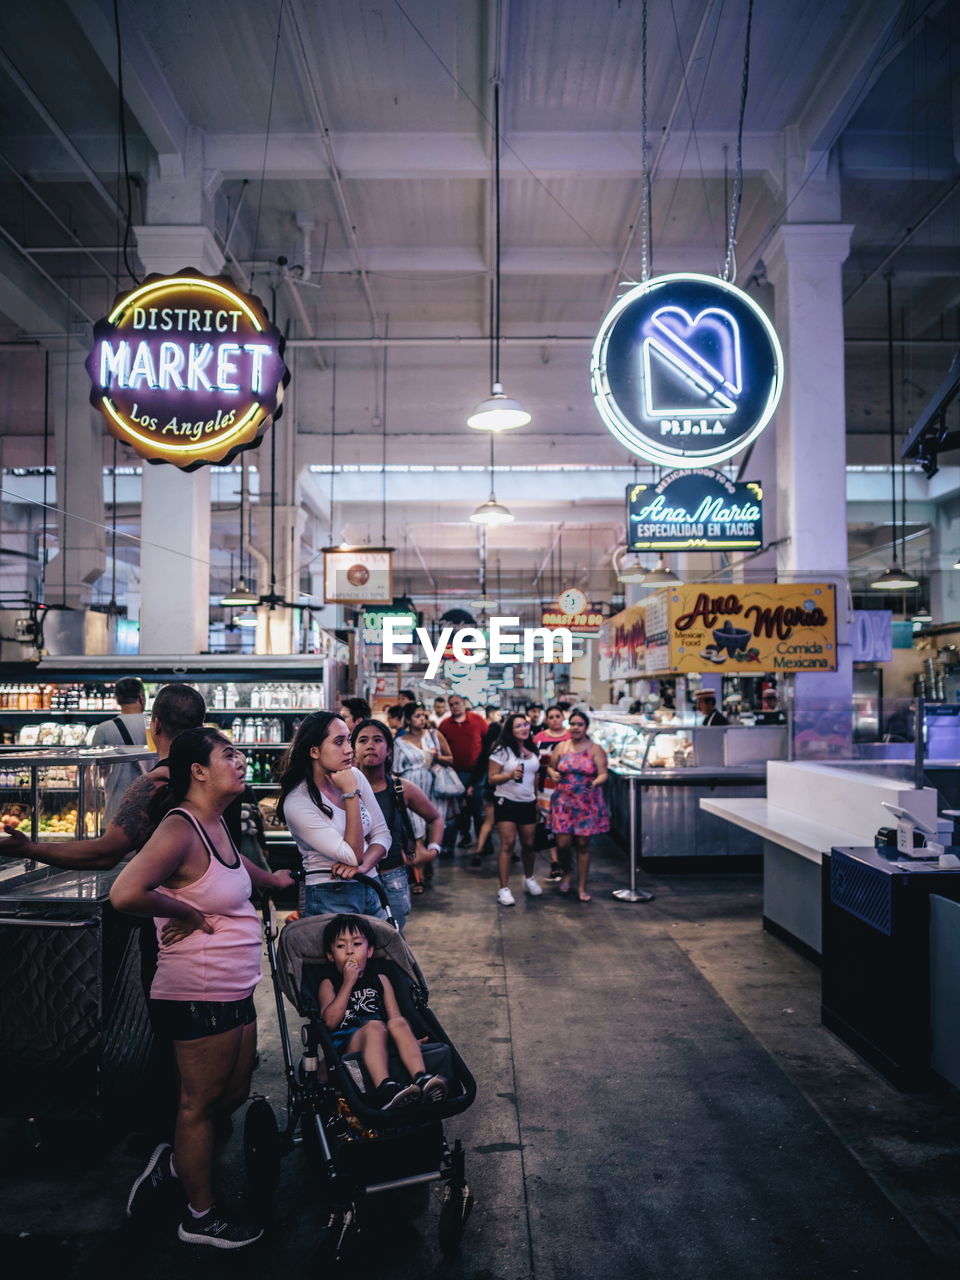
379;864;412;933
149;994;257;1042
304;878;388;920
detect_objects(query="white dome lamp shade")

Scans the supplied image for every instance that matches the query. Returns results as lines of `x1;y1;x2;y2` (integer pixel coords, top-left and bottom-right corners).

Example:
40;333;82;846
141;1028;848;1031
468;383;531;432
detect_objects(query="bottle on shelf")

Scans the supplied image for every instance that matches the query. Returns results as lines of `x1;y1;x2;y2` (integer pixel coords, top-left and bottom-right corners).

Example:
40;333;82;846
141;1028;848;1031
231;717;244;742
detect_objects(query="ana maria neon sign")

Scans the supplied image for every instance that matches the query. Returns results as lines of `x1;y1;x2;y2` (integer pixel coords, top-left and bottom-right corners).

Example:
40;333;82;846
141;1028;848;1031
591;273;783;468
86;272;289;470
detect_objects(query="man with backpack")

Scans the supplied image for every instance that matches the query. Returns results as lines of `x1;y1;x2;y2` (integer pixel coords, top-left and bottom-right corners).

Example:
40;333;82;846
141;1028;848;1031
90;676;152;823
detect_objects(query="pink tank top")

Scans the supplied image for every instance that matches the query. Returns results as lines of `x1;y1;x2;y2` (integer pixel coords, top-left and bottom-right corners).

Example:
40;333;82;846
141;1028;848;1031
150;807;263;1002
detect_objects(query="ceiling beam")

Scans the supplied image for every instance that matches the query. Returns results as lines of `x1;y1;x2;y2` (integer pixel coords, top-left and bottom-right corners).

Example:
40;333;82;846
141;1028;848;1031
65;0;189;171
791;0;931;163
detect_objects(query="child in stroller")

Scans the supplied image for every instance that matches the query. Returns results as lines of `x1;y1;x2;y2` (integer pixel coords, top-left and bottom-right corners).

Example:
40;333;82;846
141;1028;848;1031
318;914;447;1111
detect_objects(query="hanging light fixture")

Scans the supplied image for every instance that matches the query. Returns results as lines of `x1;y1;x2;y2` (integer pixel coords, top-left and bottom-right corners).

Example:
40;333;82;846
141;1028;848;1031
641;554;682;585
470;428;514;524
467;82;531;433
872;276;919;591
911;603;933;624
614;547;649;583
234;610;259;628
220;467;260;606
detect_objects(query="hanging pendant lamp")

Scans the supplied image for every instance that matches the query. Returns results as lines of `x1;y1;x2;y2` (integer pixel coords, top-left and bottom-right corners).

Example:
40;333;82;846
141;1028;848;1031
641;554;682;585
467;83;531;433
615;548;649;583
220;469;260;605
470;420;514;524
872;277;919;592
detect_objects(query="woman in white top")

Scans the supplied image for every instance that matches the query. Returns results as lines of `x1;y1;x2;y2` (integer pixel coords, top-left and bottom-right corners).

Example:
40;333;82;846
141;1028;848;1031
488;712;542;907
277;712;390;918
392;702;456;837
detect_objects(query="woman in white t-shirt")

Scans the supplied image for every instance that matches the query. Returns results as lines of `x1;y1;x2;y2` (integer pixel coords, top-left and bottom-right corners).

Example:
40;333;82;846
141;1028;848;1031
277;712;390;919
488;712;542;907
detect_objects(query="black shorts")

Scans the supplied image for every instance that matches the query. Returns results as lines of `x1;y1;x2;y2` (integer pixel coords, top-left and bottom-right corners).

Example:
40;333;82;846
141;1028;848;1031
149;994;257;1042
494;796;537;825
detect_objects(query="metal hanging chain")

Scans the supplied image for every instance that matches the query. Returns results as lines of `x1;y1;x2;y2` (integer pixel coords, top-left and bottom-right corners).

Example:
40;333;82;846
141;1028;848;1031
639;0;650;282
722;0;754;283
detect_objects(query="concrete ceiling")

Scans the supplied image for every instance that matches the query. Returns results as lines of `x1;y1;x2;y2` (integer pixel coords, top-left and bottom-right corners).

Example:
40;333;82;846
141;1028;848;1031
1;0;959;613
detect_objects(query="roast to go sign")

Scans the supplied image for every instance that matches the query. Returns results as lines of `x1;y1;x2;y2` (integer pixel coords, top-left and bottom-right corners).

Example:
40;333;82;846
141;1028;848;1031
591;273;783;467
628;468;763;551
86;272;288;470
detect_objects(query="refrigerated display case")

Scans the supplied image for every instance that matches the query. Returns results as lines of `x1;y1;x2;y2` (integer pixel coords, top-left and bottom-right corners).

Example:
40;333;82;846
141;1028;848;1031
590;714;771;868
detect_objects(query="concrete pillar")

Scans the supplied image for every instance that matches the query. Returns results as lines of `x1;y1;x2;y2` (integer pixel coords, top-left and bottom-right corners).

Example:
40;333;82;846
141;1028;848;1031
929;495;960;625
134;206;223;653
766;218;855;752
46;346;105;608
766;223;853;578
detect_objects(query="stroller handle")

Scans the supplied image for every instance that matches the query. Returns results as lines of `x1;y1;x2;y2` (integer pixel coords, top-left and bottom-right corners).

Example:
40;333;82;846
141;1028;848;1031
349;871;391;912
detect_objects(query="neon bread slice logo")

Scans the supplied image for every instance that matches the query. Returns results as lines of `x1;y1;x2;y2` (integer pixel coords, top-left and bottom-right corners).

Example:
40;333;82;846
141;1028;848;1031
641;306;742;418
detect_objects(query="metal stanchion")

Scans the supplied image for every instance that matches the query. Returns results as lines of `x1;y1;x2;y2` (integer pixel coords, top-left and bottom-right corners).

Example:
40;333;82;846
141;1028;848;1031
613;773;654;903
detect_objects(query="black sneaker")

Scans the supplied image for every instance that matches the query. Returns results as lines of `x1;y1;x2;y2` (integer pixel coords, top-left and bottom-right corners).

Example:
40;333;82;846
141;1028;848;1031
126;1142;179;1219
470;852;484;868
437;847;454;861
413;1071;448;1103
457;837;472;849
177;1207;263;1249
547;862;563;881
376;1079;421;1111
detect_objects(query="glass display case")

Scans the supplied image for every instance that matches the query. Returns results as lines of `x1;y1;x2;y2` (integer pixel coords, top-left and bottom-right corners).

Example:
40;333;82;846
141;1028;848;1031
590;716;694;770
0;746;157;844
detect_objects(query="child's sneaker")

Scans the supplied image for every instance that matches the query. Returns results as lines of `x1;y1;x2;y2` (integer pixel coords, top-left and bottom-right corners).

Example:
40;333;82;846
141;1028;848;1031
126;1142;180;1219
376;1079;421;1110
177;1206;263;1249
414;1071;448;1103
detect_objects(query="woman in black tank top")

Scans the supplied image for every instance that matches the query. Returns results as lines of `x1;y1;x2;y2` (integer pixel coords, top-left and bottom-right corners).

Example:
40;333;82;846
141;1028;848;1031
350;719;444;931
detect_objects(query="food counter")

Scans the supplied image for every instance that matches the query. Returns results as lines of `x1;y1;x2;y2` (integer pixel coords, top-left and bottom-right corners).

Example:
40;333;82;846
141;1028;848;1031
593;715;783;868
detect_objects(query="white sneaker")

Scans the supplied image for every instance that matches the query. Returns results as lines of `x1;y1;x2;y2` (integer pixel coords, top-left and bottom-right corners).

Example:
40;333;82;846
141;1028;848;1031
523;877;543;897
497;886;516;906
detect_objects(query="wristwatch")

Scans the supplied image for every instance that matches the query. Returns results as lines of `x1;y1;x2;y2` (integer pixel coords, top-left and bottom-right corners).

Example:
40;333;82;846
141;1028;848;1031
340;789;360;800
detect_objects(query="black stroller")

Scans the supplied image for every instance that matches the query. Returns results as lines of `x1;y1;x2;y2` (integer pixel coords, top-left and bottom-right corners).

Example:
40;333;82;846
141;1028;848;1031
242;875;477;1264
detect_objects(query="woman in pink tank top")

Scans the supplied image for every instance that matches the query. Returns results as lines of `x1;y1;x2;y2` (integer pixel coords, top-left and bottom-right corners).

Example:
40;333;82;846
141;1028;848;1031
111;727;293;1249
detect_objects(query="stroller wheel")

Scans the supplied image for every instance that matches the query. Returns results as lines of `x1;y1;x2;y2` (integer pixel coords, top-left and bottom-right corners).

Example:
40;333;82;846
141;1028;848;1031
438;1181;474;1258
243;1095;281;1202
315;1204;357;1268
438;1138;473;1257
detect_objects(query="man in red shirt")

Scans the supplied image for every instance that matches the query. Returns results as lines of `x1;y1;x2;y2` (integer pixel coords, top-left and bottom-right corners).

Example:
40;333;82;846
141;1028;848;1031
438;693;488;854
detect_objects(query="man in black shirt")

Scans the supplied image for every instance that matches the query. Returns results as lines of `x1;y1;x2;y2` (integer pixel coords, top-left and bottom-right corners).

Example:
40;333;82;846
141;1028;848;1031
694;690;729;727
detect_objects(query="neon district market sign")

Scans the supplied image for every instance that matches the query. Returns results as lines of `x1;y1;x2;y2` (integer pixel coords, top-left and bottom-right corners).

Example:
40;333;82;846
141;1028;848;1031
628;468;763;551
86;272;289;470
591;273;783;468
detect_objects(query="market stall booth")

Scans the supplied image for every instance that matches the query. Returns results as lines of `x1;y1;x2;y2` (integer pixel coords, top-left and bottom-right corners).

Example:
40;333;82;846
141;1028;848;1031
596;583;837;870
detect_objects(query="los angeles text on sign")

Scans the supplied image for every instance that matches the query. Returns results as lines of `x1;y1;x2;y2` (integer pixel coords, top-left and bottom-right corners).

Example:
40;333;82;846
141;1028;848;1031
86;272;288;470
627;468;763;551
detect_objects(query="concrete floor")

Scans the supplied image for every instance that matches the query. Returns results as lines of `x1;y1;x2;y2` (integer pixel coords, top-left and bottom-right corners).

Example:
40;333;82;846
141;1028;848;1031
3;840;960;1278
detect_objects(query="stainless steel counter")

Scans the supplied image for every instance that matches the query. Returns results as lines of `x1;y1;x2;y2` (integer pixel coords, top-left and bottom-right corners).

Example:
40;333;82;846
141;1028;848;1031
606;765;765;866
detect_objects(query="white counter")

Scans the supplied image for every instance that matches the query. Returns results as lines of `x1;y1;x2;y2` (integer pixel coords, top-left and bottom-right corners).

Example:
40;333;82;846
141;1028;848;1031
700;761;939;956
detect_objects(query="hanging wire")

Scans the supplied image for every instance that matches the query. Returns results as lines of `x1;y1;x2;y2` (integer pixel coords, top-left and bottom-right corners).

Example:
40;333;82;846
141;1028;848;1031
250;0;286;288
886;275;898;560
722;0;754;282
40;350;50;595
381;321;389;546
328;359;337;545
112;0;140;286
639;0;651;282
493;81;502;384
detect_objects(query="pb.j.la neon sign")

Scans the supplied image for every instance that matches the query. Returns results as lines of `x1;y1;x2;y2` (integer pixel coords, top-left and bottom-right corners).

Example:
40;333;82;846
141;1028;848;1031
591;273;782;468
86;272;289;470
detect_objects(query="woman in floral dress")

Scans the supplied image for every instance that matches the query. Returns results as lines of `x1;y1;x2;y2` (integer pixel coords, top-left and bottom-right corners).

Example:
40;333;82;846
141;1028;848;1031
392;703;455;884
546;709;609;902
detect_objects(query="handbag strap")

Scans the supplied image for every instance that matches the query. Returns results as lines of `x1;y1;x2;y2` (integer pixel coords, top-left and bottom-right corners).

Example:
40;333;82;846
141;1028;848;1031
390;770;418;852
112;715;134;745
